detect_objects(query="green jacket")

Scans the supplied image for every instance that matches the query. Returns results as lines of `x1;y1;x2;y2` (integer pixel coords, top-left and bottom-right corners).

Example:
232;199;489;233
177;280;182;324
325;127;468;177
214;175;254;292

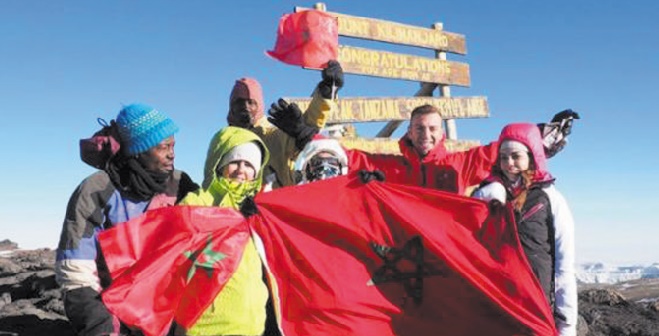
180;126;270;336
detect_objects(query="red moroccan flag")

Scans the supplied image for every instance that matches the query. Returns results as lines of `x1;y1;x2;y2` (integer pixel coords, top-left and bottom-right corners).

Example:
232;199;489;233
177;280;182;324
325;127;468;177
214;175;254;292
250;174;558;336
99;206;249;336
266;9;338;68
99;175;558;336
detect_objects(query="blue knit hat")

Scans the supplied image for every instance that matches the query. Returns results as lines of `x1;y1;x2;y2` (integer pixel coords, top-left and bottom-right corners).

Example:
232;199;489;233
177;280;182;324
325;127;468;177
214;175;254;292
116;103;179;155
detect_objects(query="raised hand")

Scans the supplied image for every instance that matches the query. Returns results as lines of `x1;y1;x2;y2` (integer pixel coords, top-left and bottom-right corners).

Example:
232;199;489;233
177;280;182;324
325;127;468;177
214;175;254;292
539;109;581;158
267;98;319;150
317;60;344;99
268;99;304;137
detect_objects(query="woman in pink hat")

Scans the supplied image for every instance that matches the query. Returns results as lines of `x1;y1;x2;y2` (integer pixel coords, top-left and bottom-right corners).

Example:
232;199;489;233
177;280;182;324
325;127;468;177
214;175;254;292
473;122;577;336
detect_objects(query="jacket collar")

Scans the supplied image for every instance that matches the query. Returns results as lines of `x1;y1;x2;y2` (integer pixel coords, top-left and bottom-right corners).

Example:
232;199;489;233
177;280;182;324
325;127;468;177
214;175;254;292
398;134;448;165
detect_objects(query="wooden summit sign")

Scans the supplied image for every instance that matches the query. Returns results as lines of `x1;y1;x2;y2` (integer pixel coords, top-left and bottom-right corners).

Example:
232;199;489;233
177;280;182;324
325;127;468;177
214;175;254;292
340;138;481;155
331;11;466;54
287;96;488;123
291;3;488;154
338;45;470;86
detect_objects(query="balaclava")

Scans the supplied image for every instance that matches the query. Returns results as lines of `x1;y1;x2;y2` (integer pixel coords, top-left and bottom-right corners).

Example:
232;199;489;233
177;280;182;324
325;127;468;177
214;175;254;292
227;78;264;128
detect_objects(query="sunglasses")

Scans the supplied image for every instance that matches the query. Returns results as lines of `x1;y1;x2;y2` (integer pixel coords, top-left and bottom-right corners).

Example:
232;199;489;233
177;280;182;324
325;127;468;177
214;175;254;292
305;156;342;182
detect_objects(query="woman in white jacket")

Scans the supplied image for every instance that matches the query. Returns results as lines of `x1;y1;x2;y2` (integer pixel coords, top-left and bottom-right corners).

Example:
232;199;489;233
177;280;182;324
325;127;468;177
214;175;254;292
473;122;578;336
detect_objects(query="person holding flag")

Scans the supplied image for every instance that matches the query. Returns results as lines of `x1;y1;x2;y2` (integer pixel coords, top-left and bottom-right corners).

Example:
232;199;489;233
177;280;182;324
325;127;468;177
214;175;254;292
473;122;578;336
97;127;273;336
173;126;271;335
55;103;198;336
293;135;349;184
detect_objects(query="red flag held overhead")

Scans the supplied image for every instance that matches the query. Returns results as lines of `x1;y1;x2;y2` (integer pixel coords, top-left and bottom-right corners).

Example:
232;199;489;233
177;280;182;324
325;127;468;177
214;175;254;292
266;10;338;68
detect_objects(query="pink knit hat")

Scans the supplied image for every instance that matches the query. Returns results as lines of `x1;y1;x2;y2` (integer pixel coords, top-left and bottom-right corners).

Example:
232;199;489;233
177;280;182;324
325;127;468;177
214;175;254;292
228;78;264;123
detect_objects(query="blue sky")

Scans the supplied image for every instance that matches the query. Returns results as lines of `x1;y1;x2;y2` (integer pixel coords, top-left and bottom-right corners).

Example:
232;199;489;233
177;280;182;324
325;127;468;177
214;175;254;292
1;1;657;265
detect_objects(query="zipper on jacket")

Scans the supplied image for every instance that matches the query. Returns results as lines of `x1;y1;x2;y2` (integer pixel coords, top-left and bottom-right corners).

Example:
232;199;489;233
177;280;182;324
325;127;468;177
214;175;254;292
521;203;545;222
421;164;427;187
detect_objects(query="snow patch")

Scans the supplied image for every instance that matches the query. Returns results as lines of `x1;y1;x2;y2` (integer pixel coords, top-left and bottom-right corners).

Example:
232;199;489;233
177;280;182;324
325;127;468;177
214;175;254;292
578;262;659;284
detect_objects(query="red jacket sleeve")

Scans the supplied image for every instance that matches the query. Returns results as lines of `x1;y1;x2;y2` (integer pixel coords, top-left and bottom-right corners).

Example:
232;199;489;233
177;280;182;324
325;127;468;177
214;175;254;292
445;141;499;193
346;149;375;172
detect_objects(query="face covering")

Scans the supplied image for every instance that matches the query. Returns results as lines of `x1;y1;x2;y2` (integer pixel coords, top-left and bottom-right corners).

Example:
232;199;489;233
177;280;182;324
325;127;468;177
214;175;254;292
305;156;342;182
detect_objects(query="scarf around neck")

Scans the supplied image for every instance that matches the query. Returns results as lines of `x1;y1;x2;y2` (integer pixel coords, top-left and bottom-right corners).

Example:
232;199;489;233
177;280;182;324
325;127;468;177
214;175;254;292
106;155;170;201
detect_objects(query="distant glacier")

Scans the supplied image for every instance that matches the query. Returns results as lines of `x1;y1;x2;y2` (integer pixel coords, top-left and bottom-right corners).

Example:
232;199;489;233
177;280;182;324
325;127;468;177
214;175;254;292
577;262;659;284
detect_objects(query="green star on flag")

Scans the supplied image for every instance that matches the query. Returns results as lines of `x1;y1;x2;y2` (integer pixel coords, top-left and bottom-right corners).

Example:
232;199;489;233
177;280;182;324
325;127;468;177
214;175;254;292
184;235;226;282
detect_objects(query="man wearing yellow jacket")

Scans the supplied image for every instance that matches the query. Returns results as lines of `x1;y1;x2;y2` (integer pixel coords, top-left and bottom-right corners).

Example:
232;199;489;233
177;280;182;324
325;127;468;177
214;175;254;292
214;60;343;189
179;126;270;336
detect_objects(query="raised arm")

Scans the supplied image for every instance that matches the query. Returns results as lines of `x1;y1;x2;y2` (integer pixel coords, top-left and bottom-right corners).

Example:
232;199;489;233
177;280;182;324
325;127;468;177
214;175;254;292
302;60;343;128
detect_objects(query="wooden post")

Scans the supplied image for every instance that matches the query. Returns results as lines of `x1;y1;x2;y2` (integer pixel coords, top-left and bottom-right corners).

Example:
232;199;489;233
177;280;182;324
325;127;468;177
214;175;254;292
376;23;452;138
435;23;457;140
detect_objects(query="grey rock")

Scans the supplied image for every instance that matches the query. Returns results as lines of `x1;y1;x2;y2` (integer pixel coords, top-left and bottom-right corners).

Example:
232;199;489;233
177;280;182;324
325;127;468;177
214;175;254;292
0;259;22;277
579;288;659;336
579;288;627;306
0;240;18;252
0;248;74;336
576;314;589;336
648;300;659;312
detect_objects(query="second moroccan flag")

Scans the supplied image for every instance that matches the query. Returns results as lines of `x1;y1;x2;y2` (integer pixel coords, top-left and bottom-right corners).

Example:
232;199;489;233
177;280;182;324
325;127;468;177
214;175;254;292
266;9;338;68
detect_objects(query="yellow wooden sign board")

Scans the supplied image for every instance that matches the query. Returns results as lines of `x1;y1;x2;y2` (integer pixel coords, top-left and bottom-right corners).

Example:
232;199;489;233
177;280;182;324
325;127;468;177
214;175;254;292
340;137;480;154
287;96;488;123
295;7;466;54
338;45;470;86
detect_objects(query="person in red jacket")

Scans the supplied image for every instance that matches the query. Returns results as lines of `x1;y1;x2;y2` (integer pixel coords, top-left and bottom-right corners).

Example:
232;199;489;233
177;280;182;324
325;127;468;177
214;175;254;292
347;104;497;194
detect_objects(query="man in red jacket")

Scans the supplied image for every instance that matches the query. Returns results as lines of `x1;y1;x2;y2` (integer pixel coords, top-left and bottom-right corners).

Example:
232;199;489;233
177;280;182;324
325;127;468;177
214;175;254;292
347;104;497;194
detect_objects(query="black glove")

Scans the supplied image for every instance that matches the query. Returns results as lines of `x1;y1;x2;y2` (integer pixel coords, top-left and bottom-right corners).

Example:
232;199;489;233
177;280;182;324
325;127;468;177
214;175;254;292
547;108;580;135
358;170;385;184
538;109;580;158
268;98;319;150
317;60;344;99
487;199;505;214
239;196;259;218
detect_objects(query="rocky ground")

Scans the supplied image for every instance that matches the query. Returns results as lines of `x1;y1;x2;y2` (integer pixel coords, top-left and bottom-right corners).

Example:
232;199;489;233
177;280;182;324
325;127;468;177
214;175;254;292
1;239;658;336
0;240;73;336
